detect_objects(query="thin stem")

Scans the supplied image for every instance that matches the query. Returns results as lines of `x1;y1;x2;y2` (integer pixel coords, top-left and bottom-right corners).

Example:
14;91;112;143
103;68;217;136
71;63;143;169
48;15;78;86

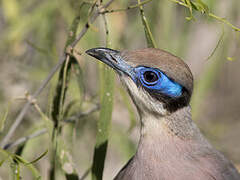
4;129;47;150
100;0;153;14
64;104;100;123
137;0;157;48
102;14;110;47
206;26;225;61
209;13;240;32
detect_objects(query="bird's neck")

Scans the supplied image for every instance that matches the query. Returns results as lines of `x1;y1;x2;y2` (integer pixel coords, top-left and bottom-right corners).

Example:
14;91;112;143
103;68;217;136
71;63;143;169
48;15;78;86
136;105;207;160
140;106;200;139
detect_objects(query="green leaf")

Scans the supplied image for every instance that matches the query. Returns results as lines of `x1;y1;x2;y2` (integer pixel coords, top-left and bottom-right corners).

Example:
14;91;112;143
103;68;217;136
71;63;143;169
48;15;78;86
65;173;79;180
27;150;48;165
73;61;85;103
13;154;41;179
0;159;5;166
91;65;115;180
194;0;209;13
0;148;10;166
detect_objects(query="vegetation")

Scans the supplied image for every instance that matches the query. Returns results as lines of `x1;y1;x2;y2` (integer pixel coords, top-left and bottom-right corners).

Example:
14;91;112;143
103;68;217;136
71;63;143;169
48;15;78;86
0;0;239;179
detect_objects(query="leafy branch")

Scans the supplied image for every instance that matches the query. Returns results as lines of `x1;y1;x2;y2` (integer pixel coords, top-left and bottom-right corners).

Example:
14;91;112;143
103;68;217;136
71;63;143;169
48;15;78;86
0;147;47;179
0;0;116;149
169;0;240;32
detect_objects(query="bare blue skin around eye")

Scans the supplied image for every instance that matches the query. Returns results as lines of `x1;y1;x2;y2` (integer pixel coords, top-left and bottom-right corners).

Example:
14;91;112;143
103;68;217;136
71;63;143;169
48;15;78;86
135;67;182;98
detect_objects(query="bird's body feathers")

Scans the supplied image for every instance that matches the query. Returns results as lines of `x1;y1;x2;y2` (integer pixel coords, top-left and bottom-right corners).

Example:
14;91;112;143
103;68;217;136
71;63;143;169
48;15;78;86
114;106;240;180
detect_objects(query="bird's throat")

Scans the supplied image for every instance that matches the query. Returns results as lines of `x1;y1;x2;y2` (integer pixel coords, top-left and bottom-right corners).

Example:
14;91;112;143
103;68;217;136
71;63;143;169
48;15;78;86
136;105;205;164
139;105;199;139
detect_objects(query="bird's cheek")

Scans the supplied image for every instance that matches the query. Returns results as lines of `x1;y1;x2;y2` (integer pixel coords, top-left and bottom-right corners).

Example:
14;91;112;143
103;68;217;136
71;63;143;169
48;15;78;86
120;76;143;100
120;76;138;94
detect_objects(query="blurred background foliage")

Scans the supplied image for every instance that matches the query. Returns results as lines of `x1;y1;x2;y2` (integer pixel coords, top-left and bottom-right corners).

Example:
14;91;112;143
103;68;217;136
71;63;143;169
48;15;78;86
0;0;240;179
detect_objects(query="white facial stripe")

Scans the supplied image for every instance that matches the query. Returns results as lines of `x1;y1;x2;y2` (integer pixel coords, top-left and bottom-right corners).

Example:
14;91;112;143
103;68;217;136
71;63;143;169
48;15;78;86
120;75;168;116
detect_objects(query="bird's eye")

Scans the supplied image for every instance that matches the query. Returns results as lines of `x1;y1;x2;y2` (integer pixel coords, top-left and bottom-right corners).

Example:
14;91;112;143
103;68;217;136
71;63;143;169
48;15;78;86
143;71;159;83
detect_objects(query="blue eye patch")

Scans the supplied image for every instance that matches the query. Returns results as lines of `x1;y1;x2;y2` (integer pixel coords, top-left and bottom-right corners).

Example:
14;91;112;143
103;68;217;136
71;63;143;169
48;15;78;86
134;66;182;98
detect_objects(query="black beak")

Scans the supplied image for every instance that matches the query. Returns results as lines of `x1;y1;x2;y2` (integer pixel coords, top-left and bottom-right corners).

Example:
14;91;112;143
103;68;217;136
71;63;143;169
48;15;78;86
86;48;120;70
86;47;135;78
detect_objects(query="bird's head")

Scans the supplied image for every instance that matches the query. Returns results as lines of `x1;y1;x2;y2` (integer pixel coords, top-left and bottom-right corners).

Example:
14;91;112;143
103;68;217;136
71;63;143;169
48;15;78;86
86;48;193;117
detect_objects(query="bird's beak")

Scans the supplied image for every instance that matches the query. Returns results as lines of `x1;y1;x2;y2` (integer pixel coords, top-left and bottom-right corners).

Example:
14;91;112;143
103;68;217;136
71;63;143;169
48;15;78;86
86;48;135;79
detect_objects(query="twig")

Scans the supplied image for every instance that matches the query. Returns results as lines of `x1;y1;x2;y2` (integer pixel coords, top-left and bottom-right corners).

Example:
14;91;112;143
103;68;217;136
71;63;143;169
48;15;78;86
71;0;115;48
102;13;110;46
0;0;116;148
23;92;52;124
100;0;153;14
4;129;47;150
208;13;240;32
64;104;100;123
0;55;66;148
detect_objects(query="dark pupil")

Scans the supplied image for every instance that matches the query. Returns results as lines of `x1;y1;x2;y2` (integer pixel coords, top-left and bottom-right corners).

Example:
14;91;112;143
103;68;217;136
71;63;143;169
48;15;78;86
143;71;158;83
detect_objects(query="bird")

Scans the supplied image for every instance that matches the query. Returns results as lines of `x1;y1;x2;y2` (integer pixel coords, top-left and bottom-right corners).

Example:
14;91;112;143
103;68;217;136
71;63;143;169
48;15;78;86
86;47;240;180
